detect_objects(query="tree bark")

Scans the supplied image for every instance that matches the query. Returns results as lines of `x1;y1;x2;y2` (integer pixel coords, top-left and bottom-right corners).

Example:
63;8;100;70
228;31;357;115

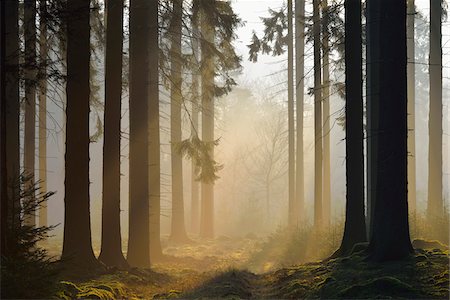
1;0;7;256
366;0;413;261
169;0;189;243
5;0;20;240
148;0;163;262
313;0;322;230
127;0;150;268
190;1;200;234
62;0;98;267
287;0;296;228
23;0;37;227
322;0;331;228
38;0;48;229
295;0;305;226
427;0;442;222
365;0;380;239
407;0;416;214
99;0;128;269
199;0;215;239
335;0;367;257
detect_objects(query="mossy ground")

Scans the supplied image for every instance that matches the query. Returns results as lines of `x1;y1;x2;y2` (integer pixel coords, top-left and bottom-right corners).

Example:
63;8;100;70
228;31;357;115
265;248;449;299
53;237;449;299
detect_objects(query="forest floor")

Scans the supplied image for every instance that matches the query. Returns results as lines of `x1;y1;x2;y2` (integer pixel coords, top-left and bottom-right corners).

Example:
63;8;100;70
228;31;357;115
53;235;450;299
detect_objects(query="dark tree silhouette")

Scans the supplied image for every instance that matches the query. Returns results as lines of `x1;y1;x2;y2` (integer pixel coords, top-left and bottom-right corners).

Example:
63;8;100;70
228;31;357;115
169;0;189;243
23;0;37;227
313;0;323;230
366;0;413;261
38;0;48;229
1;0;6;256
322;0;331;228
365;0;377;238
127;0;151;268
5;0;20;237
148;0;163;262
287;0;296;229
99;0;128;269
62;0;98;267
334;0;367;257
295;0;305;225
427;0;443;222
407;0;416;213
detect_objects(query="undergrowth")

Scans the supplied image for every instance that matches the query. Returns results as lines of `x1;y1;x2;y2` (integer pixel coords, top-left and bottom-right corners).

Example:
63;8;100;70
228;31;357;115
269;248;450;299
246;221;344;273
1;175;59;299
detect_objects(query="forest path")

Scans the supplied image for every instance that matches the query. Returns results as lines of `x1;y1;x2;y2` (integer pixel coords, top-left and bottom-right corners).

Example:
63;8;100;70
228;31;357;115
54;237;449;299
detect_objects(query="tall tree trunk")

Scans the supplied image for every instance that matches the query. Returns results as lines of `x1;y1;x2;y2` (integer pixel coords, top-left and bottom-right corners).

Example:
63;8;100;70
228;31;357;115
148;0;163;262
365;0;380;238
287;0;296;228
427;0;442;223
295;0;305;226
23;0;37;227
1;0;7;256
98;0;127;269
334;0;367;257
127;0;150;268
62;0;97;267
322;0;331;228
38;0;48;229
313;0;322;230
5;0;20;240
366;0;413;261
170;0;189;243
190;0;200;234
199;0;215;239
407;0;416;214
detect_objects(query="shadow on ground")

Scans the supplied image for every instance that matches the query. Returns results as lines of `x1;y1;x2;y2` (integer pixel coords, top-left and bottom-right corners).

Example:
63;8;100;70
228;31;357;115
180;247;449;299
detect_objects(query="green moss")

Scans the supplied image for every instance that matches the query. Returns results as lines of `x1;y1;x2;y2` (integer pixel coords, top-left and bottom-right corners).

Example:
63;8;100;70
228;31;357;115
181;269;254;299
56;280;127;299
338;276;416;298
318;276;335;287
415;254;428;262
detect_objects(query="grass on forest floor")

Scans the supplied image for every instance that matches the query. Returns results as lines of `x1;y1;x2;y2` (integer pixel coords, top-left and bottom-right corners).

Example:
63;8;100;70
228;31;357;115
55;236;262;299
181;247;449;299
54;237;449;299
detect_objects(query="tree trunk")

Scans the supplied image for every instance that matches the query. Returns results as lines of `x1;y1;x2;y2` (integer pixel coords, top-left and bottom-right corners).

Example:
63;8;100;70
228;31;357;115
287;0;296;228
313;0;322;230
295;0;305;226
407;0;416;214
1;0;7;256
366;0;413;261
427;0;442;223
38;0;48;229
127;0;150;268
62;0;98;267
322;0;331;228
148;0;163;262
169;0;189;243
335;0;367;257
199;0;215;239
365;0;380;239
98;0;128;269
23;0;37;227
190;0;200;235
5;0;20;240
